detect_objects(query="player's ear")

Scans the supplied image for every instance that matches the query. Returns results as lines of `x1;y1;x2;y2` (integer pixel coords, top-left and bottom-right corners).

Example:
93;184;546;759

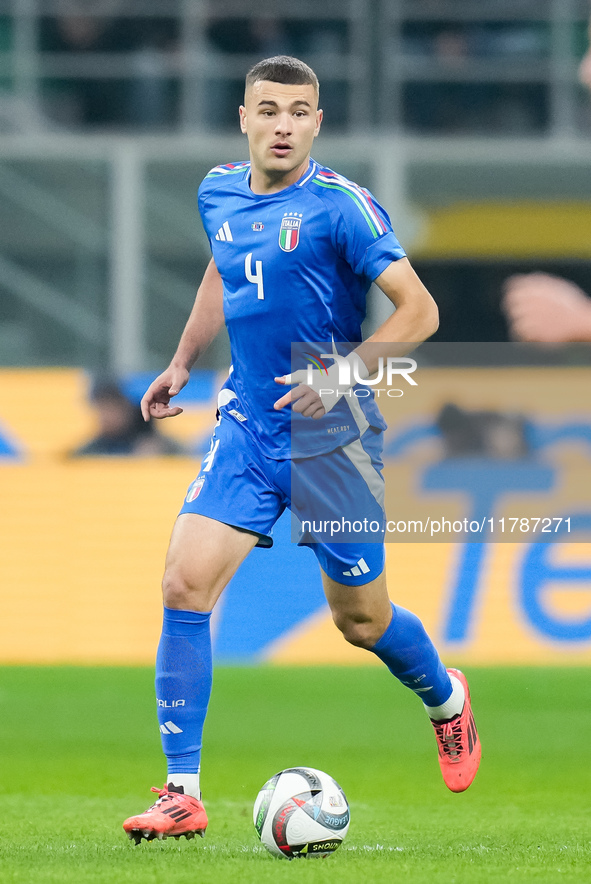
239;105;247;134
314;108;323;136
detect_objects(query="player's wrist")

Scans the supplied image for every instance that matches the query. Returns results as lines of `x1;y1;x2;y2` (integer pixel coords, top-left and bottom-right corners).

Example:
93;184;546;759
169;358;192;375
323;351;369;388
345;351;370;383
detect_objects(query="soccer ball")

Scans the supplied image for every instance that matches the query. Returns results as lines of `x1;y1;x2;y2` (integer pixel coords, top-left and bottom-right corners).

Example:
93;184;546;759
253;766;350;859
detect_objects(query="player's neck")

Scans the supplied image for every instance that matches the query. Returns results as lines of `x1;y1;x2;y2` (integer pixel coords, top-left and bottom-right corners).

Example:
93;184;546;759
249;158;310;195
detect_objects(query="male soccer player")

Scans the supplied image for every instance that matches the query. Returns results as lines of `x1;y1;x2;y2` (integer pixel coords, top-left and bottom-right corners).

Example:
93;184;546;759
123;56;481;844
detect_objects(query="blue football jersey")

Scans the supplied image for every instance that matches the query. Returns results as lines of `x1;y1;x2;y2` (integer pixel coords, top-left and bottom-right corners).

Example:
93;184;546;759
198;158;407;458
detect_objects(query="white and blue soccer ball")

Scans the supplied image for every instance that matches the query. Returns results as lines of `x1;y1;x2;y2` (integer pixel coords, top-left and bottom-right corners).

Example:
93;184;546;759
253;766;350;859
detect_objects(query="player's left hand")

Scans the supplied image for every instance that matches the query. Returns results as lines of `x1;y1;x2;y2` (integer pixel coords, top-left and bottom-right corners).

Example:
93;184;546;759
273;375;327;419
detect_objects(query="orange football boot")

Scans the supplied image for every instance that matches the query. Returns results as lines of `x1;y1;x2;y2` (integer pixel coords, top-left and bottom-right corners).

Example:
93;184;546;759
123;784;208;844
431;668;481;793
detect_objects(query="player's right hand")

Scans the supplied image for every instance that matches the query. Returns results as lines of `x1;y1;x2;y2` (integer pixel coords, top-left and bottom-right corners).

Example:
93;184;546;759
141;367;190;421
273;374;328;419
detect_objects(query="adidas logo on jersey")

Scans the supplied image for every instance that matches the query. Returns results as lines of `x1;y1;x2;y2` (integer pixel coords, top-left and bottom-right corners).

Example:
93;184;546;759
342;558;370;578
160;721;183;735
215;221;233;242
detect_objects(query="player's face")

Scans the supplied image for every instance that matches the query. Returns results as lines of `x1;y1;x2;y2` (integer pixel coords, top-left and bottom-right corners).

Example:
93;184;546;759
239;81;322;191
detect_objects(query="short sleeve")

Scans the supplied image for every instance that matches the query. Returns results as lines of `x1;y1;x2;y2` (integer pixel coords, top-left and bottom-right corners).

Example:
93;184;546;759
327;182;406;280
197;181;214;250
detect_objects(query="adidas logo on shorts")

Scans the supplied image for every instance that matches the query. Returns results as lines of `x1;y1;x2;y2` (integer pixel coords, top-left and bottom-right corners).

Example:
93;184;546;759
342;558;370;578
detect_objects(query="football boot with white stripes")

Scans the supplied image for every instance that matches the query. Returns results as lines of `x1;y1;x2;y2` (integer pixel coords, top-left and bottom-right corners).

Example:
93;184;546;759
123;784;208;844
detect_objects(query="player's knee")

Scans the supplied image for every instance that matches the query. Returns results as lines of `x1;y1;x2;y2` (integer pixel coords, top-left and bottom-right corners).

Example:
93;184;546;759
162;568;190;609
162;566;210;611
332;611;382;649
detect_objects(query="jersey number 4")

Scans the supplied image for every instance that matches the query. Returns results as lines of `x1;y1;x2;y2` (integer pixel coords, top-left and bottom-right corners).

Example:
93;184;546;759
245;253;264;300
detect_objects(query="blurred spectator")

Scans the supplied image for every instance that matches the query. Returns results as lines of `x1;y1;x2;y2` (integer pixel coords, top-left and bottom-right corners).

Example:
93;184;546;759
40;1;179;129
39;0;134;127
72;378;186;457
206;16;292;56
502;16;591;343
402;21;548;134
437;403;530;459
126;17;179;130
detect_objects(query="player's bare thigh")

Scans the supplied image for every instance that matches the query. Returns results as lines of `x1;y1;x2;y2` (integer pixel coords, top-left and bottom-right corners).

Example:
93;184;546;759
322;569;392;649
163;513;258;612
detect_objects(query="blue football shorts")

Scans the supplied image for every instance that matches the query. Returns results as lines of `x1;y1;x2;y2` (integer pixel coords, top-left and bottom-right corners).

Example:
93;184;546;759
179;413;386;586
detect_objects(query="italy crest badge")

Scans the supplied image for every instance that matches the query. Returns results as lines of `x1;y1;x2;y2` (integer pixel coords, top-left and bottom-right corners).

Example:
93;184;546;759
279;213;302;252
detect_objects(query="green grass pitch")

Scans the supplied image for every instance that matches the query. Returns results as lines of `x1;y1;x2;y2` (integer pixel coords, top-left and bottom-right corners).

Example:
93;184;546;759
1;666;590;884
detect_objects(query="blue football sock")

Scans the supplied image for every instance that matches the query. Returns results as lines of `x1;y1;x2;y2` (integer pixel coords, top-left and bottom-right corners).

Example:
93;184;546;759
155;606;213;776
370;603;452;707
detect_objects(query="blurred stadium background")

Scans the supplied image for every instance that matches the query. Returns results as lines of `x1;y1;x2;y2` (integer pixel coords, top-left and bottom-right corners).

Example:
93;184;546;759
1;0;591;668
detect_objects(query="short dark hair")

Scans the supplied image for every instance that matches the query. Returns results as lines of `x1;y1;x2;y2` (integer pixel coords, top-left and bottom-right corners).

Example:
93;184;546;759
245;55;319;95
